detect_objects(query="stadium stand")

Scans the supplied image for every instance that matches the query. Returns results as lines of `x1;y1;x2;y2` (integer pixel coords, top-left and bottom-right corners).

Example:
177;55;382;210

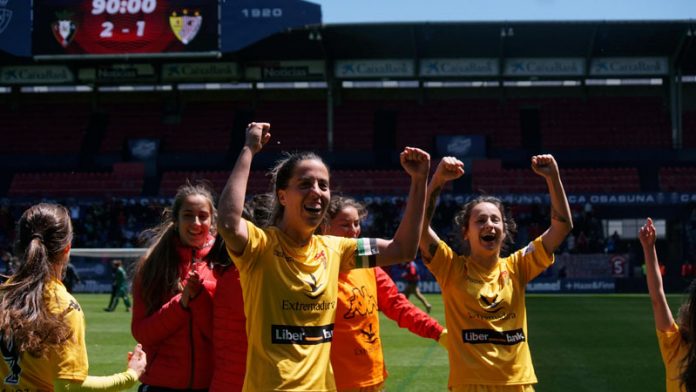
0;103;89;154
8;163;145;197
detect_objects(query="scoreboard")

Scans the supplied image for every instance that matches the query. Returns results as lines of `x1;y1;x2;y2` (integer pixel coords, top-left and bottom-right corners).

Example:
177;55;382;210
33;0;219;56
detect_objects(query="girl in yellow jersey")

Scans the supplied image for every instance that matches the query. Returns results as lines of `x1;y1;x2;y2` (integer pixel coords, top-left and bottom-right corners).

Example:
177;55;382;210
217;122;429;392
419;155;573;392
639;217;695;392
0;203;146;391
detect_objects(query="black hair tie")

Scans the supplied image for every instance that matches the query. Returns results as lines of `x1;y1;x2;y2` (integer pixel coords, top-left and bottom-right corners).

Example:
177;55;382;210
31;233;44;242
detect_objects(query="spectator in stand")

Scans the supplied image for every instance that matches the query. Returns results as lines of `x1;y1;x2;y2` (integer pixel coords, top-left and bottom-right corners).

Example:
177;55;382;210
420;155;572;391
400;260;433;313
323;196;447;392
0;203;146;390
640;217;696;392
216;122;429;391
104;259;131;312
132;184;217;390
62;261;81;294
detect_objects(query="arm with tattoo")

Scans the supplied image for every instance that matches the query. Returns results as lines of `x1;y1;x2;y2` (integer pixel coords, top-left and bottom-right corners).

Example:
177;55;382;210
419;157;465;262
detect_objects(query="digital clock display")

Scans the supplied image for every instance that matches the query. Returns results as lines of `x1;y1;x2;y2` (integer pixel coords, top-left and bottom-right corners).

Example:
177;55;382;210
33;0;218;56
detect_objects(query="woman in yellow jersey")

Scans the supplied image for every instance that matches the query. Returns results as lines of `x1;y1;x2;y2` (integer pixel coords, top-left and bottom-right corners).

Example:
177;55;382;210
639;217;695;392
323;196;448;392
217;122;429;392
0;203;146;391
419;155;573;392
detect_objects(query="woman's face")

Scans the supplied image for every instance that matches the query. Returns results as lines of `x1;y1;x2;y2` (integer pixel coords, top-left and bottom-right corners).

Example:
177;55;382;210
326;206;361;238
176;194;213;248
278;159;330;230
464;201;506;256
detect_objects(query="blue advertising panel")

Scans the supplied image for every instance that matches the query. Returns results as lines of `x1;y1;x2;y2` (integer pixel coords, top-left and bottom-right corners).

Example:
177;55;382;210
220;0;321;53
0;0;31;56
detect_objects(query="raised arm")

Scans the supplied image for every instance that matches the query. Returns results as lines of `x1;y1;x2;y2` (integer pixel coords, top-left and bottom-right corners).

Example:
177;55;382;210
640;217;675;332
217;122;271;254
531;154;573;255
419;157;465;262
374;147;429;266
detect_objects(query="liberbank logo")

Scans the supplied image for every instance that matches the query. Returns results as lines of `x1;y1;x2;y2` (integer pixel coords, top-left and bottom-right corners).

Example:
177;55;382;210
462;328;526;346
272;324;334;345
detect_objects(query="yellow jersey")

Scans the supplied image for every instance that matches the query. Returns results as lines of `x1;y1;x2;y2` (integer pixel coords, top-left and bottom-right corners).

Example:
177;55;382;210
230;221;375;392
657;322;688;392
0;278;88;391
425;236;553;388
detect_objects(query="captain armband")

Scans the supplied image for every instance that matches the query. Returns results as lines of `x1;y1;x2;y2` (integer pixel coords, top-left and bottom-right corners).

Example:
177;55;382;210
355;238;379;268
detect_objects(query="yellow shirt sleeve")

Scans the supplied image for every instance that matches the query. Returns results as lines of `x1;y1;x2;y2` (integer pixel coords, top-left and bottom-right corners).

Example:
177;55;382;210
54;369;138;391
424;240;456;288
228;220;268;273
656;322;688;392
54;295;89;382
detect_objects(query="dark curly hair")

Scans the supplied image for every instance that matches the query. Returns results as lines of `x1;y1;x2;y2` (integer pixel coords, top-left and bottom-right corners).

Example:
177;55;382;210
452;195;517;256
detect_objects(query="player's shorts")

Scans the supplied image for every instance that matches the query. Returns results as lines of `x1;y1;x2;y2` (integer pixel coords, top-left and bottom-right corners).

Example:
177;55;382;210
451;384;534;392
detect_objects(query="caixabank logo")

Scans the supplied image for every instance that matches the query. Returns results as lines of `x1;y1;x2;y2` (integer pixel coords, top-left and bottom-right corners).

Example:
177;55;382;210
272;324;334;345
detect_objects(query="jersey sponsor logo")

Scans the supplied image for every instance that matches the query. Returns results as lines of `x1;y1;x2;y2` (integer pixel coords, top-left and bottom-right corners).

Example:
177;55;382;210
462;328;526;345
343;285;377;319
359;323;379;344
302;273;324;299
271;324;334;345
67;299;81;312
478;294;502;312
282;299;336;312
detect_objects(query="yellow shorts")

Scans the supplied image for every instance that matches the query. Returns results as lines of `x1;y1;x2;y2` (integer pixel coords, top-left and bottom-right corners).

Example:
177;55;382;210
451;385;535;392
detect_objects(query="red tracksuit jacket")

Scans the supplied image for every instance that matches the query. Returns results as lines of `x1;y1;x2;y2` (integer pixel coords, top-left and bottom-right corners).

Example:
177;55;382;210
131;236;216;389
210;264;247;392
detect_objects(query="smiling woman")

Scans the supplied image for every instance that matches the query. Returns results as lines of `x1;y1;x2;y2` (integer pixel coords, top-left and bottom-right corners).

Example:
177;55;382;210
216;122;430;391
131;183;218;390
419;155;573;392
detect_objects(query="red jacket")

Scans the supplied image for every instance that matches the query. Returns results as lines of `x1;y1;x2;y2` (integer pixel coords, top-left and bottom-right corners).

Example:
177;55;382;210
210;264;247;392
131;236;216;389
375;267;442;339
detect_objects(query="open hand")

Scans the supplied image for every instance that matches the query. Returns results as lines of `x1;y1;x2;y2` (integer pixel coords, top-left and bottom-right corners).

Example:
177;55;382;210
400;147;430;180
246;122;271;153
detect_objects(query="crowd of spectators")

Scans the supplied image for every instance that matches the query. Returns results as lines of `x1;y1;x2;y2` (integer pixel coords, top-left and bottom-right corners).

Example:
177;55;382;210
0;196;681;279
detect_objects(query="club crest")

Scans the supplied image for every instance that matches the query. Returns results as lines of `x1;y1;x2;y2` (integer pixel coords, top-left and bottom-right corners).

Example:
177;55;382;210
51;11;76;48
169;9;201;45
0;7;12;35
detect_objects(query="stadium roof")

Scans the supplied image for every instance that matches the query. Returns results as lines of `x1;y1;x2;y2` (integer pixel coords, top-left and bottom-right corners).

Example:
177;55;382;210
233;20;696;74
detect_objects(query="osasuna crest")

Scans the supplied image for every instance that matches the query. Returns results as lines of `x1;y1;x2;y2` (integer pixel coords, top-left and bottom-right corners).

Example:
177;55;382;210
0;0;13;36
51;11;76;48
170;9;201;45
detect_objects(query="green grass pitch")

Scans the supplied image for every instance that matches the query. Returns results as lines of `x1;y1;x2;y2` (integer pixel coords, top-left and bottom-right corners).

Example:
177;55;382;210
76;293;683;392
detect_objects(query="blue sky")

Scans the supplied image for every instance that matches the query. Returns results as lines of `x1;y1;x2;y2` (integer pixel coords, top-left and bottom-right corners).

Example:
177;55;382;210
312;0;696;24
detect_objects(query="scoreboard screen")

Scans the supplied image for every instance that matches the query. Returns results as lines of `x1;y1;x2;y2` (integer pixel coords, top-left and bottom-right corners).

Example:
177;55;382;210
33;0;218;57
